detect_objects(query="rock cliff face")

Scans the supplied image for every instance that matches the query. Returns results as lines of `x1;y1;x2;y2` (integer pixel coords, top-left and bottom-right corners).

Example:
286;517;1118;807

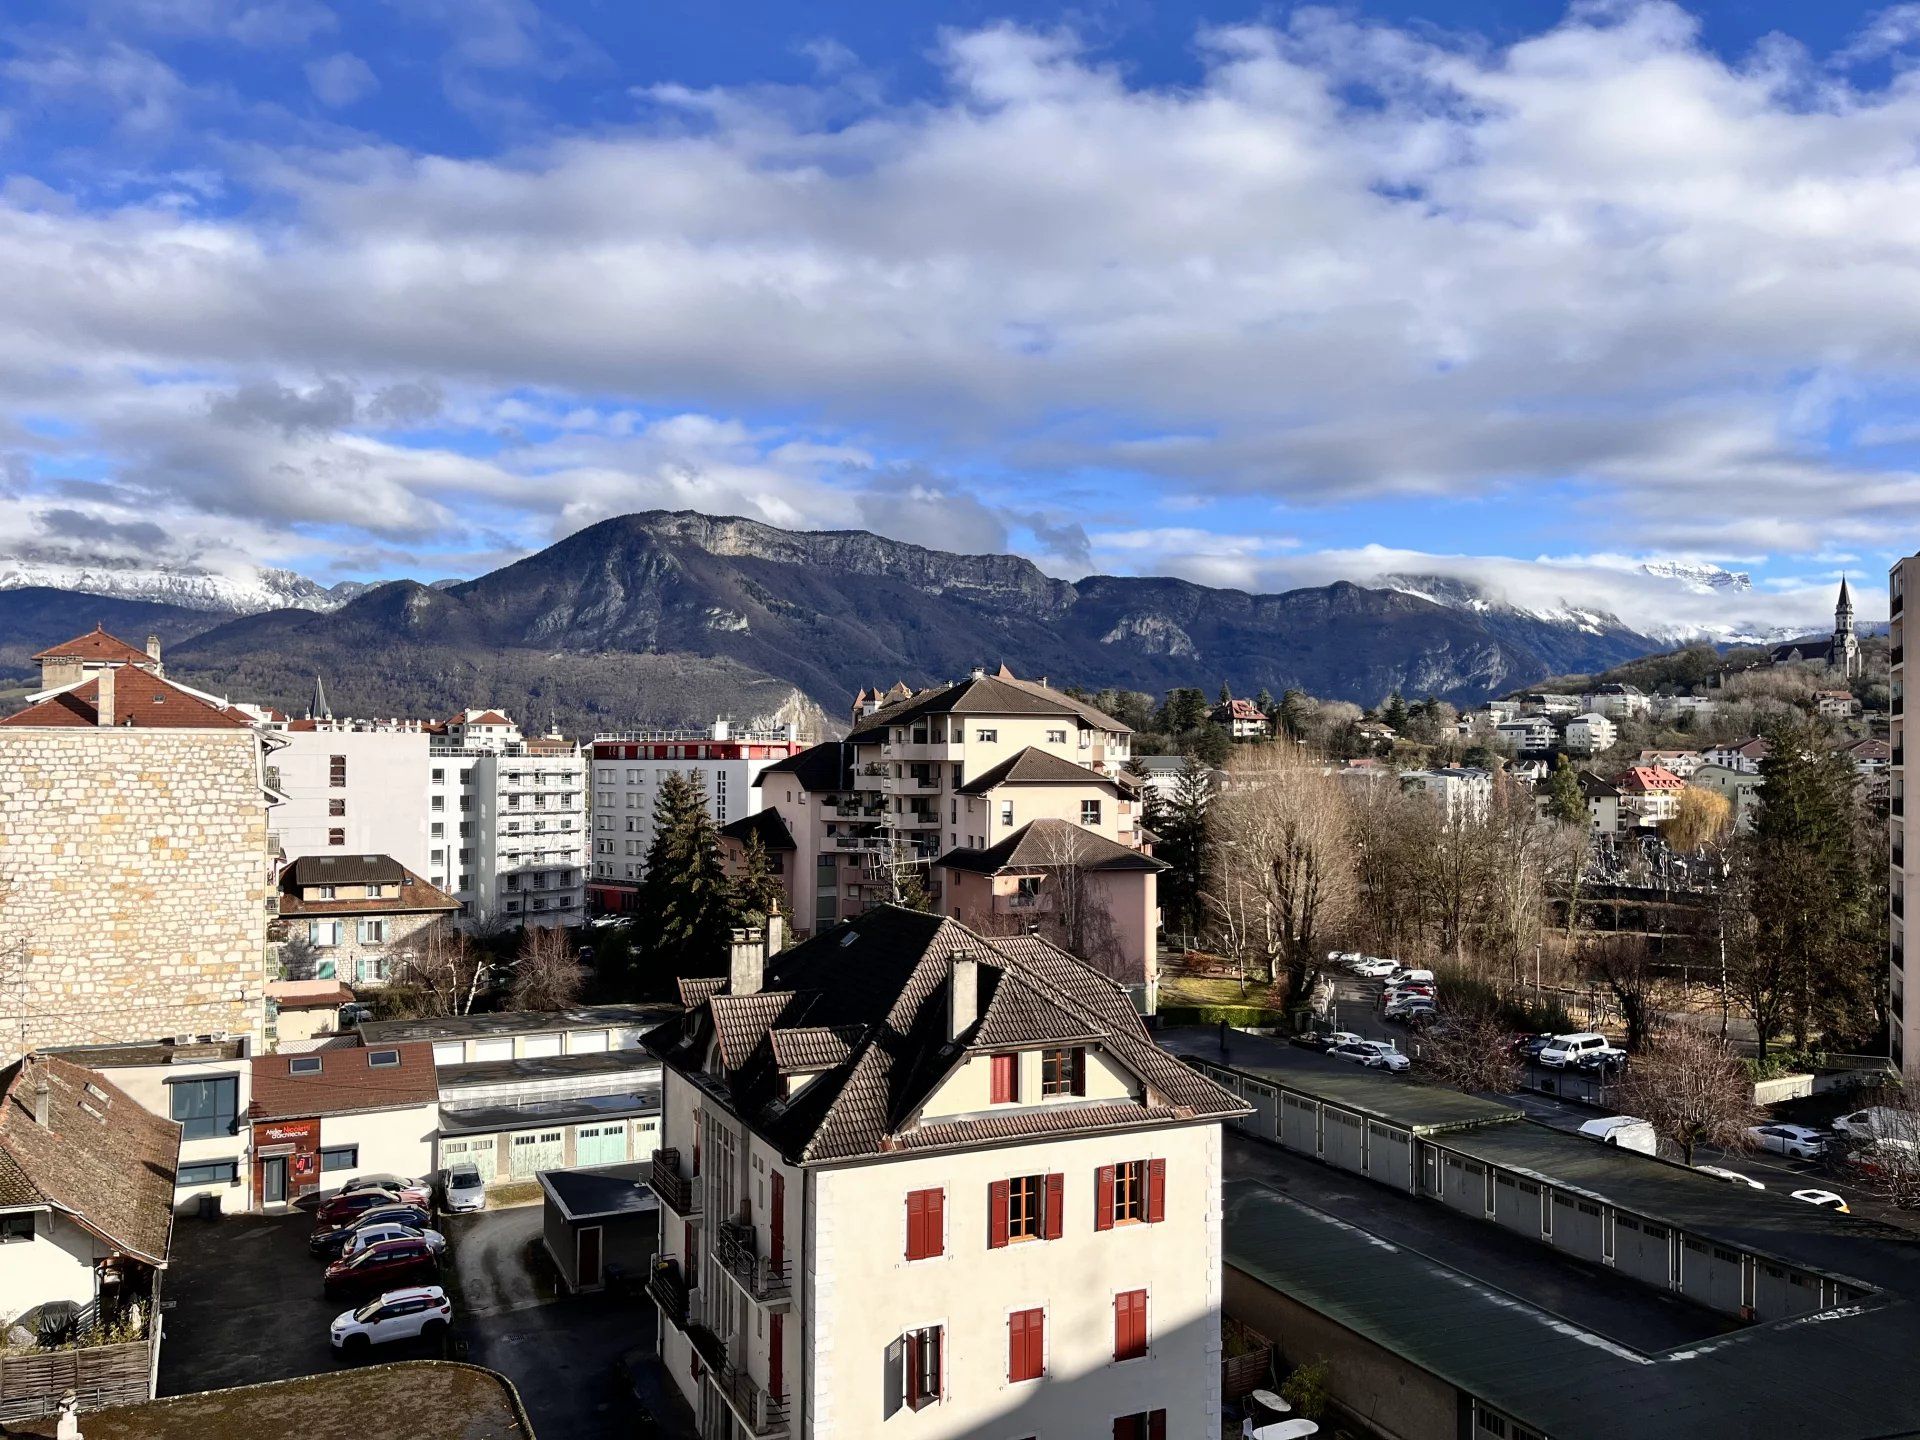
7;511;1668;726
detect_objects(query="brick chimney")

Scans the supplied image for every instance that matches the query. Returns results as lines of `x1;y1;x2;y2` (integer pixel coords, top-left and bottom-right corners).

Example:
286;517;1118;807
145;634;162;668
33;1068;52;1127
949;954;979;1041
95;665;116;727
729;926;767;997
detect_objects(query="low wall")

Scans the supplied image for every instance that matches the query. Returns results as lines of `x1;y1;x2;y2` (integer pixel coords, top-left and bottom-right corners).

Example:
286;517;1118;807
1753;1074;1814;1105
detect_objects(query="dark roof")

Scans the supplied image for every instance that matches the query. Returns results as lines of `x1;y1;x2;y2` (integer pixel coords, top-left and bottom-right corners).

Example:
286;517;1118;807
647;905;1245;1165
435;1050;661;1089
248;1042;440;1121
1770;636;1842;664
540;1161;659;1221
47;1037;247;1069
1576;770;1620;799
756;740;856;793
1;668;250;729
934;818;1167;876
956;746;1116;795
278;859;457;917
358;1005;675;1045
438;1091;657;1134
768;1025;862;1074
286;854;405;888
0;1056;180;1265
847;672;1130;740
719;807;797;852
31;624;154;665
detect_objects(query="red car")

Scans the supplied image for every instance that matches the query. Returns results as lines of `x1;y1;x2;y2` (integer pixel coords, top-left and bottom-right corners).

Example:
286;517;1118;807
324;1237;439;1299
339;1173;434;1208
313;1187;403;1228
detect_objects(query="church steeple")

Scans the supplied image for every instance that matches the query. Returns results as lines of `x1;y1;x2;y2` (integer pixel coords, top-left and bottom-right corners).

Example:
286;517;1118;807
1834;576;1861;680
307;673;332;722
1837;574;1855;634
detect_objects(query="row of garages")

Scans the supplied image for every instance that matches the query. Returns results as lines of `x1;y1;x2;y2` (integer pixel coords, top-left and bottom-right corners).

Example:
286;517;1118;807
1197;1057;1868;1325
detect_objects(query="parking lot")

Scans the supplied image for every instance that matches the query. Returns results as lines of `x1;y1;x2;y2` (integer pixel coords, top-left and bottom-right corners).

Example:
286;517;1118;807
161;1203;681;1438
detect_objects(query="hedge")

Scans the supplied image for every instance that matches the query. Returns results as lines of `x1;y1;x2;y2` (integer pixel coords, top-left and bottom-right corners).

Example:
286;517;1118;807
1157;1004;1282;1028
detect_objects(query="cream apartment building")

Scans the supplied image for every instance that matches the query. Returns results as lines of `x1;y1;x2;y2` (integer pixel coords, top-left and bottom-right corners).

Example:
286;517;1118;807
644;907;1247;1440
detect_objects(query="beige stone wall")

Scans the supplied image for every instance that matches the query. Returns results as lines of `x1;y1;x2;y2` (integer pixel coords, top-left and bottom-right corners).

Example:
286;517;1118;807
0;727;273;1058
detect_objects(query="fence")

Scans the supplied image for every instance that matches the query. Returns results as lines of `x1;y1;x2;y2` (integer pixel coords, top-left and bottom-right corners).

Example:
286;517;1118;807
0;1333;159;1424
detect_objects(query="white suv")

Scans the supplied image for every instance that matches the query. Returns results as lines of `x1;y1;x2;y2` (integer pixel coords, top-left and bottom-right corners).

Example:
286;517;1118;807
1538;1033;1610;1068
330;1285;452;1355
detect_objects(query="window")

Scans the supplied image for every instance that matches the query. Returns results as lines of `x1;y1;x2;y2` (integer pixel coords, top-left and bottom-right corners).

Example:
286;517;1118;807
357;919;390;945
906;1325;943;1410
905;1188;945;1261
1096;1159;1166;1229
320;1145;359;1172
977;728;998;743
329;754;347;787
1113;1289;1148;1361
990;1053;1019;1103
999;800;1014;827
168;1076;238;1140
308;920;342;948
989;1173;1062;1247
1081;799;1102;826
289;1056;323;1075
1007;1307;1045;1382
1040;1047;1085;1097
1113;1411;1167;1440
328;798;346;817
177;1160;239;1186
328;828;346;846
364;883;385;899
1047;729;1067;744
432;768;444;783
368;1049;400;1068
0;1213;33;1243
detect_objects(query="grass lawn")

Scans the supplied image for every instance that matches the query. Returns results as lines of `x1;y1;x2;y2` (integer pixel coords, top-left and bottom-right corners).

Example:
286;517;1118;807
1160;973;1282;1009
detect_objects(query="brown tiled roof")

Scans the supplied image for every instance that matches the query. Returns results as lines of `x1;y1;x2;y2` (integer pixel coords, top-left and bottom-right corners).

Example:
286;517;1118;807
647;904;1245;1166
756;741;856;793
899;1103;1184;1151
248;1042;439;1121
957;747;1116;795
935;818;1166;876
277;859;457;917
0;668;250;729
678;976;726;1008
287;854;405;888
0;1056;180;1264
30;625;155;665
267;982;357;1010
848;672;1130;740
768;1025;862;1074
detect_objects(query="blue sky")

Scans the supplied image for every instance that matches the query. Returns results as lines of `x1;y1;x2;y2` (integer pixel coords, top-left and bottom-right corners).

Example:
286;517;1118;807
0;0;1916;633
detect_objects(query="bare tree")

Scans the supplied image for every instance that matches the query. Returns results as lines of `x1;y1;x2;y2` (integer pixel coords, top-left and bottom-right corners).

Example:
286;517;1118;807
508;923;587;1012
1585;936;1664;1053
1831;1083;1920;1209
1614;1028;1757;1165
1417;1004;1522;1095
389;920;492;1017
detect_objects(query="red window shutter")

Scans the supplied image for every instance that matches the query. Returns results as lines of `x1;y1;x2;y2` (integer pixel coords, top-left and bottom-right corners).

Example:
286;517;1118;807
905;1330;922;1409
989;1180;1010;1249
1071;1047;1087;1096
1146;1157;1167;1223
928;1187;945;1258
1007;1311;1023;1381
1095;1164;1116;1231
769;1313;784;1401
991;1054;1017;1103
1148;1409;1166;1440
1115;1289;1147;1361
1043;1172;1064;1240
906;1190;925;1259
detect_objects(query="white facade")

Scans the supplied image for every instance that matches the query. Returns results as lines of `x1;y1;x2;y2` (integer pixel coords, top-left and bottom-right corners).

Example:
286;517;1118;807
1494;718;1555;753
430;742;588;927
1398;767;1493;821
1563;713;1616;756
269;728;432;876
80;1048;254;1215
0;1208;117;1317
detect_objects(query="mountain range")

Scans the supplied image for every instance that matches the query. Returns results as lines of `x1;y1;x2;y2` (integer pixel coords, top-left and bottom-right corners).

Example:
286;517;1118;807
0;511;1699;731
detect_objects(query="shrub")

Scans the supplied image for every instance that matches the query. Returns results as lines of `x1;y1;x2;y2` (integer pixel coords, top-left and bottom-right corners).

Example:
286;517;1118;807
1281;1359;1332;1420
1157;1004;1280;1028
1430;966;1573;1035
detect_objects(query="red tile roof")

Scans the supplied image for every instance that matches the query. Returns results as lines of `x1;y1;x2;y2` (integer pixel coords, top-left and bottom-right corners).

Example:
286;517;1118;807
30;624;154;665
248;1041;439;1121
1;669;251;729
1619;765;1687;793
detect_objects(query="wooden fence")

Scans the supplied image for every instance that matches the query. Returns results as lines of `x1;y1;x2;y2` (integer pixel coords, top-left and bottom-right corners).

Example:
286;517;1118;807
0;1335;157;1424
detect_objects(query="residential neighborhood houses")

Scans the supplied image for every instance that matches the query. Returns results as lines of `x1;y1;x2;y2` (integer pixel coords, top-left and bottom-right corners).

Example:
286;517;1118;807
0;587;1905;1440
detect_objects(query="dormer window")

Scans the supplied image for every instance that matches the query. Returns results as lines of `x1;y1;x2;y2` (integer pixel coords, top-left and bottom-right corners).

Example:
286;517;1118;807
1040;1047;1086;1098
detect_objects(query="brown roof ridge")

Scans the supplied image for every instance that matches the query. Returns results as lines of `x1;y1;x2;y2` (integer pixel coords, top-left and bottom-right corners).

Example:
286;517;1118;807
30;624;155;665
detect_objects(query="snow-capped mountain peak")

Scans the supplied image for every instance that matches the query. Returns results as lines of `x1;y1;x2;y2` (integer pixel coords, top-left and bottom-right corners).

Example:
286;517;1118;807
1637;560;1753;594
0;557;363;615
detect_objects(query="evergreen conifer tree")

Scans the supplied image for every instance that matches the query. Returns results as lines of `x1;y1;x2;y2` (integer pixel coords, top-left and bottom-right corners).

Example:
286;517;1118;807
1546;755;1587;826
1156;755;1215;936
638;772;736;988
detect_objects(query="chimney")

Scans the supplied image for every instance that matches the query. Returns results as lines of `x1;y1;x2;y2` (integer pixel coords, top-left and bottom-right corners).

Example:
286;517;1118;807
95;666;116;728
33;1069;52;1127
766;910;785;958
949;954;979;1042
729;926;767;997
145;634;161;663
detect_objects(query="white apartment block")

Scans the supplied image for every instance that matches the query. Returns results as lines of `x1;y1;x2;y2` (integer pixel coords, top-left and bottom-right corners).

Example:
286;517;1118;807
432;739;588;928
1494;717;1555;753
268;725;433;876
644;910;1247;1440
1892;554;1914;1073
1563;712;1617;755
1398;766;1494;821
588;721;807;915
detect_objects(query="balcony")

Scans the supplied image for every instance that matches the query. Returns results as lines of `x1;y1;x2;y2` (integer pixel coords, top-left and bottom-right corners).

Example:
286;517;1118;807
710;1361;790;1437
647;1255;688;1329
1897;893;1907;920
714;1220;791;1307
895;810;941;829
1897;646;1907;666
651;1149;699;1218
1897;589;1906;619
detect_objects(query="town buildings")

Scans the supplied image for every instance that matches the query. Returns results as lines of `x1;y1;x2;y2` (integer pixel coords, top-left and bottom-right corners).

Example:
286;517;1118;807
0;628;279;1059
1209;698;1271;740
1562;712;1616;755
1698;737;1770;774
1397;766;1494;821
268;722;433;877
1771;577;1862;679
1689;763;1763;831
273;853;458;986
1494;716;1555;753
1615;765;1688;825
245;1042;440;1209
588;721;807;914
644;908;1247;1440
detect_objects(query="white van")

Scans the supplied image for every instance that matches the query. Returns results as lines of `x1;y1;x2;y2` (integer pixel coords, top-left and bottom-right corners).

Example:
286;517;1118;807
1834;1106;1920;1144
1539;1032;1610;1068
1578;1116;1657;1155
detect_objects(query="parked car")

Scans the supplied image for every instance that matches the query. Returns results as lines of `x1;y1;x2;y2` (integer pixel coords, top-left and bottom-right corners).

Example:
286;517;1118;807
1384;1001;1437;1026
1694;1165;1766;1190
1323;1031;1368;1050
1381;984;1435;1008
1790;1189;1851;1213
342;1222;448;1260
1387;967;1436;988
1578;1116;1657;1155
1289;1031;1334;1052
1834;1107;1920;1144
1331;1041;1411;1073
1538;1033;1612;1069
442;1162;487;1214
1510;1033;1554;1061
323;1237;439;1299
1747;1124;1828;1160
339;1173;434;1207
1571;1049;1628;1079
313;1187;403;1227
329;1285;452;1356
1847;1138;1920;1178
309;1205;440;1258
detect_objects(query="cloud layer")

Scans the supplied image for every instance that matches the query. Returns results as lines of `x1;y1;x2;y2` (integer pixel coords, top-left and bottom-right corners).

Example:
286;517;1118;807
0;2;1916;628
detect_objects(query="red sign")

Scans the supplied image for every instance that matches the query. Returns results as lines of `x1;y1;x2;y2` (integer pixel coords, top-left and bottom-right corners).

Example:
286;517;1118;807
255;1118;320;1148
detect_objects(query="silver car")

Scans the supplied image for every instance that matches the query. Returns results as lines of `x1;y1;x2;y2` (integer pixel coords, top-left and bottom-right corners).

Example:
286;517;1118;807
442;1162;487;1214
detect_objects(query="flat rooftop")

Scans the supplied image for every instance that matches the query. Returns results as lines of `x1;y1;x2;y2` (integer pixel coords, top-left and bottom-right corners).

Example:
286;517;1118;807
540;1161;658;1221
438;1091;659;1134
359;1005;674;1044
46;1037;248;1068
436;1050;661;1089
8;1363;531;1440
1160;1026;1520;1133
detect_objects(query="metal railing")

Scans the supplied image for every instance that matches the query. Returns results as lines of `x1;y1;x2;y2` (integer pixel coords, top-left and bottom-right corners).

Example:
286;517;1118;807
650;1149;698;1218
715;1219;790;1302
712;1361;790;1436
646;1255;688;1329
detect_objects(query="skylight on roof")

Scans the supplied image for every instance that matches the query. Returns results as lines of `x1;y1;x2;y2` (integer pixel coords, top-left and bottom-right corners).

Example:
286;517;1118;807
289;1056;322;1074
839;931;858;947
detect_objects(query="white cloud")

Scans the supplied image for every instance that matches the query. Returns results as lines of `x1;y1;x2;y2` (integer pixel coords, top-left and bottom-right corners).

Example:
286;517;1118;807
305;52;376;108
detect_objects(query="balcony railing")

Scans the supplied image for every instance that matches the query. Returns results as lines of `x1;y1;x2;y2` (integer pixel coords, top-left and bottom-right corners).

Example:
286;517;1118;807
715;1220;791;1304
1896;893;1906;919
647;1255;688;1329
711;1361;791;1437
651;1149;699;1218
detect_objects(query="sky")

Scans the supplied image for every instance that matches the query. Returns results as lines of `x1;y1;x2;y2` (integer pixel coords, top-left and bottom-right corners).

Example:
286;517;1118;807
1;0;1917;634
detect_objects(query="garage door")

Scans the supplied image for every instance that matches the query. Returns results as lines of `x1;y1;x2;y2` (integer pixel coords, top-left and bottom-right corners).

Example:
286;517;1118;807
473;1038;515;1063
521;1034;563;1059
1441;1155;1488;1218
1679;1238;1745;1316
569;1029;609;1054
1280;1095;1319;1155
1367;1124;1412;1192
1613;1215;1672;1289
575;1122;628;1167
1321;1109;1366;1174
1492;1174;1540;1237
1754;1263;1823;1320
440;1136;497;1183
509;1128;566;1178
1243;1081;1279;1142
433;1042;466;1067
1550;1193;1606;1263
